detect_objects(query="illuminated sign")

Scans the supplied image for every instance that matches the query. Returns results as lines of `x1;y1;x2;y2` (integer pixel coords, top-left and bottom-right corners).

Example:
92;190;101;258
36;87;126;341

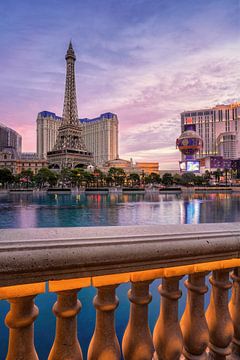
179;161;186;171
186;161;200;172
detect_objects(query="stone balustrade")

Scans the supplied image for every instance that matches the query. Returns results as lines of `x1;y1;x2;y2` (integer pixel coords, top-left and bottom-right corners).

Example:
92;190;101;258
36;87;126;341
0;223;240;359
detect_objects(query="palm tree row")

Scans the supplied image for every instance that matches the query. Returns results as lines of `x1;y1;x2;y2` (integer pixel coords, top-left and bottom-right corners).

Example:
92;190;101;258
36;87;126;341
0;166;235;189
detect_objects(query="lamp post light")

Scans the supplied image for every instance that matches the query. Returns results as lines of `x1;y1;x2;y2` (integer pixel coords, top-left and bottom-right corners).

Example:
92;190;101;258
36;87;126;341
77;173;81;190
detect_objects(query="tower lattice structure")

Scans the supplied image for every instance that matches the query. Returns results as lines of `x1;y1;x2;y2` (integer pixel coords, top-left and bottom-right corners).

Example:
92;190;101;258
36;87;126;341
47;42;93;169
54;42;87;151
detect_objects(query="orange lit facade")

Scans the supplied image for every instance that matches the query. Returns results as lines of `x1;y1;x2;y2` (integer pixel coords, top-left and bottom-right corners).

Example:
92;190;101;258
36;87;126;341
102;159;160;175
135;162;159;174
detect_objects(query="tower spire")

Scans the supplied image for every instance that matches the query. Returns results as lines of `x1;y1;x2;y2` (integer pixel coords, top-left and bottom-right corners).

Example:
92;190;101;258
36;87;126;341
65;41;76;61
62;41;78;125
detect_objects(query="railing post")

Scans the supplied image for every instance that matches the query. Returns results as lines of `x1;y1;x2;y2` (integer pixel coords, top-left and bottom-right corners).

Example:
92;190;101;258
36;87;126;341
206;269;233;360
229;267;240;358
122;280;154;360
88;284;121;360
153;276;183;360
5;295;39;360
48;289;82;360
180;272;209;359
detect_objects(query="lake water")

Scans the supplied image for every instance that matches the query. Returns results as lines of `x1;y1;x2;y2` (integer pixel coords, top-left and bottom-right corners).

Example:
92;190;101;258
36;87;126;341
0;192;239;359
1;191;240;228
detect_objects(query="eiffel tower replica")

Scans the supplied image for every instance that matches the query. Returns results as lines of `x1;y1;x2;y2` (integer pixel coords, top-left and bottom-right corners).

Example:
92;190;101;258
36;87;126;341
47;42;93;169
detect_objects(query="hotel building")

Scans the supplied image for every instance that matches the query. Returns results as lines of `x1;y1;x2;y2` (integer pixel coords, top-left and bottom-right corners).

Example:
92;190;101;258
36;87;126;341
37;111;118;166
0;149;47;175
181;102;240;159
0;123;22;153
135;162;159;174
102;158;160;175
0;123;50;174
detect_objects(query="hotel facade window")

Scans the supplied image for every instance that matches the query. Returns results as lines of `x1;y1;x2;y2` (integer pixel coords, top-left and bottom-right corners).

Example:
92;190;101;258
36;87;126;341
37;111;118;166
181;102;240;159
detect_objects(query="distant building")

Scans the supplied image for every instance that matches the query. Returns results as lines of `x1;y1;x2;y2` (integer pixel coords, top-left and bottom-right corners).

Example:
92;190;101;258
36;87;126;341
199;156;230;171
81;112;118;166
181;102;240;159
37;111;118;167
102;158;160;175
20;152;39;160
37;111;61;160
0;123;47;175
134;162;159;174
0;123;22;153
103;157;133;172
0;148;47;175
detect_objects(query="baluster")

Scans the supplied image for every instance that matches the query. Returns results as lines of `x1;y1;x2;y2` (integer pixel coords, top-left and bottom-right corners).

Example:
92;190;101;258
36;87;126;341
5;295;39;360
180;272;209;359
153;276;183;360
88;285;121;360
48;289;82;360
206;269;233;360
229;268;240;358
122;280;154;360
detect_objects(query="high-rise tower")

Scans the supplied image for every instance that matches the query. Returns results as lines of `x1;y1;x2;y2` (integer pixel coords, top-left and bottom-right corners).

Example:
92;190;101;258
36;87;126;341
47;42;93;169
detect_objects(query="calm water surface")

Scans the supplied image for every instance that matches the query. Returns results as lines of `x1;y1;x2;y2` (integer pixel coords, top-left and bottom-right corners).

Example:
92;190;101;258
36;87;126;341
1;191;240;228
0;192;239;359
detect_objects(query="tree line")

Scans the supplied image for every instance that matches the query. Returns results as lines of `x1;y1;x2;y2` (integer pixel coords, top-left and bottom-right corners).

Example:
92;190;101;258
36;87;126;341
0;166;231;189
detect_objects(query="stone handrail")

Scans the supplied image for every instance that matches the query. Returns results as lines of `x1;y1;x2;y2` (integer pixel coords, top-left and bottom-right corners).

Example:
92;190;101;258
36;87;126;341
1;223;240;359
0;223;240;286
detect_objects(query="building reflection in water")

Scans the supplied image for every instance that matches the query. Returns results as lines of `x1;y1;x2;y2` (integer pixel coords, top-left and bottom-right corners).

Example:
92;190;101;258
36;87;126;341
3;193;38;228
180;199;200;224
1;192;240;228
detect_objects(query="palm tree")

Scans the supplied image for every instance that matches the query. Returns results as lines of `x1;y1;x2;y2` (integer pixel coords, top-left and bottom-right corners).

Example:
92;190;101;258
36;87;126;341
162;173;174;186
59;168;72;188
203;170;211;185
173;174;182;185
19;169;34;188
83;171;95;188
148;172;161;185
93;168;105;187
71;169;85;189
180;172;196;186
108;167;126;186
212;168;222;183
0;168;14;188
128;173;140;187
34;168;58;188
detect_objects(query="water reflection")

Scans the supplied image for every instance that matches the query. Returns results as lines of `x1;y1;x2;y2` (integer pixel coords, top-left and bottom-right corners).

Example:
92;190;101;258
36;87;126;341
180;200;200;224
0;192;240;228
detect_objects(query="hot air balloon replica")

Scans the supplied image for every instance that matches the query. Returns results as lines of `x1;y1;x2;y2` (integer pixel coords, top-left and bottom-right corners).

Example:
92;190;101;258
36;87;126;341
176;124;203;172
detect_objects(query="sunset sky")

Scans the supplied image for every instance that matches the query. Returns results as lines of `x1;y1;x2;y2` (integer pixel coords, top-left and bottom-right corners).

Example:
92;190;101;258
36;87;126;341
0;0;239;169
